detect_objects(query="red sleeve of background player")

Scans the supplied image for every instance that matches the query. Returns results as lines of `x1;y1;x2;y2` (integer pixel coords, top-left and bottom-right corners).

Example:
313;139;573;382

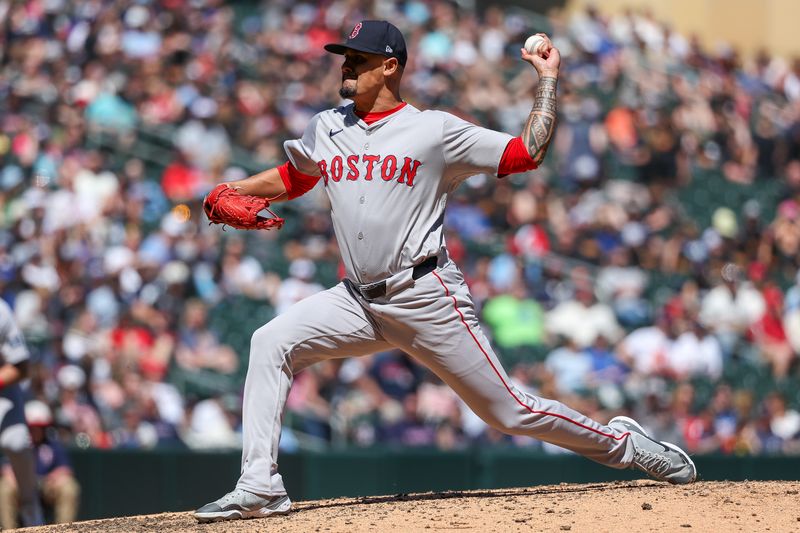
277;161;321;200
497;136;538;178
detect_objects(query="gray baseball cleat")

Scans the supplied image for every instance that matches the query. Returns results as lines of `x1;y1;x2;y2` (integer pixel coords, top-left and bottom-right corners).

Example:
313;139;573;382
194;488;291;523
609;416;697;485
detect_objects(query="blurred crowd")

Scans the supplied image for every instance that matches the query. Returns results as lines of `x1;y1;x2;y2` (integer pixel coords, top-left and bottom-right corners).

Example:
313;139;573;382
0;0;799;459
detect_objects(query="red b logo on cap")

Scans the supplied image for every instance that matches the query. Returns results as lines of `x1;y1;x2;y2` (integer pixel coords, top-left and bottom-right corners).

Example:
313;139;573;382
349;22;362;39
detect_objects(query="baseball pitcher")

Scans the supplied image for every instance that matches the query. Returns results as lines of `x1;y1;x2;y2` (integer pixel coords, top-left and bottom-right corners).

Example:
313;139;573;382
196;21;696;523
0;298;45;527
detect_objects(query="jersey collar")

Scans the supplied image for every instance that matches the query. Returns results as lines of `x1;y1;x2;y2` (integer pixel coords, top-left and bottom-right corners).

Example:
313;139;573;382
347;102;413;130
354;102;407;125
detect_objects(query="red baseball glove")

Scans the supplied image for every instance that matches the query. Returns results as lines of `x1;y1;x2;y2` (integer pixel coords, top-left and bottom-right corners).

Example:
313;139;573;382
203;184;285;231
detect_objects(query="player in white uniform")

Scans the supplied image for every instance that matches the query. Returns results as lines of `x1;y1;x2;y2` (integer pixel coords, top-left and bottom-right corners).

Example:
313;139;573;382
195;21;696;523
0;299;45;527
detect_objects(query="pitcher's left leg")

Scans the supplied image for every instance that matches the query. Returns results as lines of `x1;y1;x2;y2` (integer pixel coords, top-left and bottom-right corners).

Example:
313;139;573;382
382;262;632;467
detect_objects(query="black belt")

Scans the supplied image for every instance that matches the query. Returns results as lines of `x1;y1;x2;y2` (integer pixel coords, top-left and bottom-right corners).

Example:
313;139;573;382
349;256;438;301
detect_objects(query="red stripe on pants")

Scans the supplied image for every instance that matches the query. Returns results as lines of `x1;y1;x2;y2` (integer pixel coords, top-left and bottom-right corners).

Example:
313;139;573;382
431;270;628;442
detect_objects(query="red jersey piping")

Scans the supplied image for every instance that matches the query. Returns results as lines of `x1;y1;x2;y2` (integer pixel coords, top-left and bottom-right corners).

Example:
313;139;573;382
354;102;408;125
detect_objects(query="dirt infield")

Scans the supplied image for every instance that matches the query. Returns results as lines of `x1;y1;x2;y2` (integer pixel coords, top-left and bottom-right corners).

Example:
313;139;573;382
24;480;800;532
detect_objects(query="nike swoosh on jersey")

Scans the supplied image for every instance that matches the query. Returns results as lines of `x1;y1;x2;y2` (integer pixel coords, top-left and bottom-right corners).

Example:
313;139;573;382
329;128;344;137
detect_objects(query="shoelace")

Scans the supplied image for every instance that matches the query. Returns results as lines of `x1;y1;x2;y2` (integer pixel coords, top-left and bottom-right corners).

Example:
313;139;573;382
633;448;671;476
217;490;239;505
217;489;277;509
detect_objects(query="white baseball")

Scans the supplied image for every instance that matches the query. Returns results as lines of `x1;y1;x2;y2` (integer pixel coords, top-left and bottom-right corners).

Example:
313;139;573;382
524;34;548;56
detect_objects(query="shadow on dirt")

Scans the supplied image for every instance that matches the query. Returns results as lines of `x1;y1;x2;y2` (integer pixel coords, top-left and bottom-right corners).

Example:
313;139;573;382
296;481;661;513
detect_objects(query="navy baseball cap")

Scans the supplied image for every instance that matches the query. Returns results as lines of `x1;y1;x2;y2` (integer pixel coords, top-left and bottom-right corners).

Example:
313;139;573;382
325;20;408;67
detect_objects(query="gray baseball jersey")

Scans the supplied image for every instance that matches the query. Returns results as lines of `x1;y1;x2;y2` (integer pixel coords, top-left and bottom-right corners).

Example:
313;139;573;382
0;298;28;428
235;104;635;497
0;299;28;367
285;103;512;284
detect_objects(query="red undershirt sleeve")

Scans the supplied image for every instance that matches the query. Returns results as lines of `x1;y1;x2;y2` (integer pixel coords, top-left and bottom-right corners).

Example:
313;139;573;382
497;136;538;178
277;161;321;200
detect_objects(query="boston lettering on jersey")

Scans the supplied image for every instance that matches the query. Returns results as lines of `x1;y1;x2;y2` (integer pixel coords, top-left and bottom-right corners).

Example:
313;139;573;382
317;154;422;186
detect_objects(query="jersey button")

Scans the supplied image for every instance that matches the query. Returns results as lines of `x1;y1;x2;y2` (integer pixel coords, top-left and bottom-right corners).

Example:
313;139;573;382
364;143;369;149
357;232;364;240
359;196;365;204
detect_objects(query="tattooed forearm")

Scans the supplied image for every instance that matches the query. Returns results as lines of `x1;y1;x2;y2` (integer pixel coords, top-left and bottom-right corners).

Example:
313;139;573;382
522;76;558;165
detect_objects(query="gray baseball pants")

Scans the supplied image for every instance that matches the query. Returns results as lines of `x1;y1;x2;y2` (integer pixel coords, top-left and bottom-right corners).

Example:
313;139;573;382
236;259;634;496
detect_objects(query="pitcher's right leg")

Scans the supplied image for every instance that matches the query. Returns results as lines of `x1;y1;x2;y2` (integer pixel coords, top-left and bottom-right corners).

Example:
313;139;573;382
396;263;694;483
379;263;634;467
195;282;390;522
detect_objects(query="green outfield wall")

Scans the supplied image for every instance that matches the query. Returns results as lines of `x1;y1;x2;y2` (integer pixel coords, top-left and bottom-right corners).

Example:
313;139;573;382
67;449;800;520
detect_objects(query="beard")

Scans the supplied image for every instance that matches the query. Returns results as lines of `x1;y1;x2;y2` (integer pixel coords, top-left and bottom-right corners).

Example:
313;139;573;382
339;79;357;98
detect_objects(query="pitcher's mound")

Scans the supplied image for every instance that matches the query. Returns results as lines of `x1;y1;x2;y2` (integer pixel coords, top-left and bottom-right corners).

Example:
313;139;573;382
24;480;800;532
